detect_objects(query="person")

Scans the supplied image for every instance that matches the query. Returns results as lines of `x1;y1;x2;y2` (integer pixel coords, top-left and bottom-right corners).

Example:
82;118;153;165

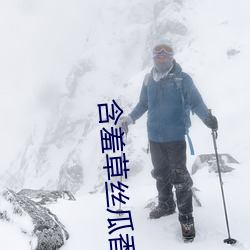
118;39;218;242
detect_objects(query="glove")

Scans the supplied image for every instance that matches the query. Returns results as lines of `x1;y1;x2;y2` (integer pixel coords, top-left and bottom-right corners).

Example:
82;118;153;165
117;115;134;132
204;113;218;131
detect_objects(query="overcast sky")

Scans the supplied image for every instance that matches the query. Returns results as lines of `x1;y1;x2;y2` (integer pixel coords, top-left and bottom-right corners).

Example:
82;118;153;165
0;0;93;171
0;0;250;174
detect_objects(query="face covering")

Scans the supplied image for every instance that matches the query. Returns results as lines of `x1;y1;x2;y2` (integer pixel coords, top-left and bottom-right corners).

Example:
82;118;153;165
153;60;173;74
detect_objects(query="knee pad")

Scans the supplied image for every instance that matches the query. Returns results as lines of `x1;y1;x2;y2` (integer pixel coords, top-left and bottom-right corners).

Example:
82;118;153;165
171;169;193;191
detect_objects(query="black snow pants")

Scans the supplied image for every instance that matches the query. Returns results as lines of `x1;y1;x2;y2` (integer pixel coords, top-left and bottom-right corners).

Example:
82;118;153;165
149;140;193;223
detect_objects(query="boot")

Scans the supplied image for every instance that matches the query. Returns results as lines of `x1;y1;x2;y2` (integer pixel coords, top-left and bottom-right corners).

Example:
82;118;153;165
179;213;195;242
149;204;176;219
181;222;195;242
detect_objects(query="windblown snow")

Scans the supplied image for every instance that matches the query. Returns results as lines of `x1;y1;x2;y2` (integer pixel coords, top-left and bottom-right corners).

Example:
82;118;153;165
0;0;250;249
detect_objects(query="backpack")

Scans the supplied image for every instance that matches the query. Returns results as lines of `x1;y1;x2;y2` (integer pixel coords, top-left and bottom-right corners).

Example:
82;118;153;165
143;71;195;155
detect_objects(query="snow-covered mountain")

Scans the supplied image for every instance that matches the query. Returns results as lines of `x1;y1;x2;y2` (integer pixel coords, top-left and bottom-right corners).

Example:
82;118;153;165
1;0;250;249
1;0;249;194
0;0;192;193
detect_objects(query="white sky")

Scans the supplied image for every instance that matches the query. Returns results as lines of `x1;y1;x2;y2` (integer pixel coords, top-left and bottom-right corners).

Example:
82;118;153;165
0;0;93;171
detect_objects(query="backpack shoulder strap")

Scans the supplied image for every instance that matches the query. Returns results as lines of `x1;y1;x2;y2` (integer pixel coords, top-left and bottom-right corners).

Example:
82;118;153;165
173;73;185;104
143;73;151;86
174;71;195;155
173;73;183;89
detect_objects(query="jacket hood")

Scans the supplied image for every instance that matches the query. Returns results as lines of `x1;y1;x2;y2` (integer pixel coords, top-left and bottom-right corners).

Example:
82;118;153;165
170;60;182;75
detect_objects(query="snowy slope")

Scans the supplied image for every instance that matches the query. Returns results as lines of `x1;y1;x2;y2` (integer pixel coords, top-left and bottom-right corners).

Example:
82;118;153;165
1;0;250;249
47;160;249;250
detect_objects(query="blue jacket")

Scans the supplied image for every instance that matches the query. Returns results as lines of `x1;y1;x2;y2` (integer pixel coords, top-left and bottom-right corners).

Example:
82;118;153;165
129;62;209;143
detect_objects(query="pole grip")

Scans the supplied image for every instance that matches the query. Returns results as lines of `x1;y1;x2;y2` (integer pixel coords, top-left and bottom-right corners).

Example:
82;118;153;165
208;109;218;139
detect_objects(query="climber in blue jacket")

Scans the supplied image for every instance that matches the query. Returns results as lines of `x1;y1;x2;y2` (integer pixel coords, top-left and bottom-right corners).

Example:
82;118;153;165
118;39;218;241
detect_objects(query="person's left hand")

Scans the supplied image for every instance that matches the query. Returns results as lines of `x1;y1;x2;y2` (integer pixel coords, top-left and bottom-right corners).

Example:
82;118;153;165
204;114;218;131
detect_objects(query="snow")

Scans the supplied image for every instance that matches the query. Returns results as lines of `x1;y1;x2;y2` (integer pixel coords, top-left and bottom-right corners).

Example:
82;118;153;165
0;193;37;249
0;222;34;250
47;161;250;250
1;0;250;249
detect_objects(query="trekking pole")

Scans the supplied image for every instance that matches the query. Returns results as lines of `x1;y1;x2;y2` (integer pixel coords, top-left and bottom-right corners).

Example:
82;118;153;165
117;122;129;215
209;110;237;245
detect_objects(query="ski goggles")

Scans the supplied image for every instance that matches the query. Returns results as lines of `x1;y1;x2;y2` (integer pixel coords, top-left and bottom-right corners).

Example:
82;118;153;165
153;44;174;58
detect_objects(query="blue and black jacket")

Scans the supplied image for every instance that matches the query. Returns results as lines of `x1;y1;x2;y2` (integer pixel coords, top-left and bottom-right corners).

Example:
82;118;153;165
129;61;209;143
